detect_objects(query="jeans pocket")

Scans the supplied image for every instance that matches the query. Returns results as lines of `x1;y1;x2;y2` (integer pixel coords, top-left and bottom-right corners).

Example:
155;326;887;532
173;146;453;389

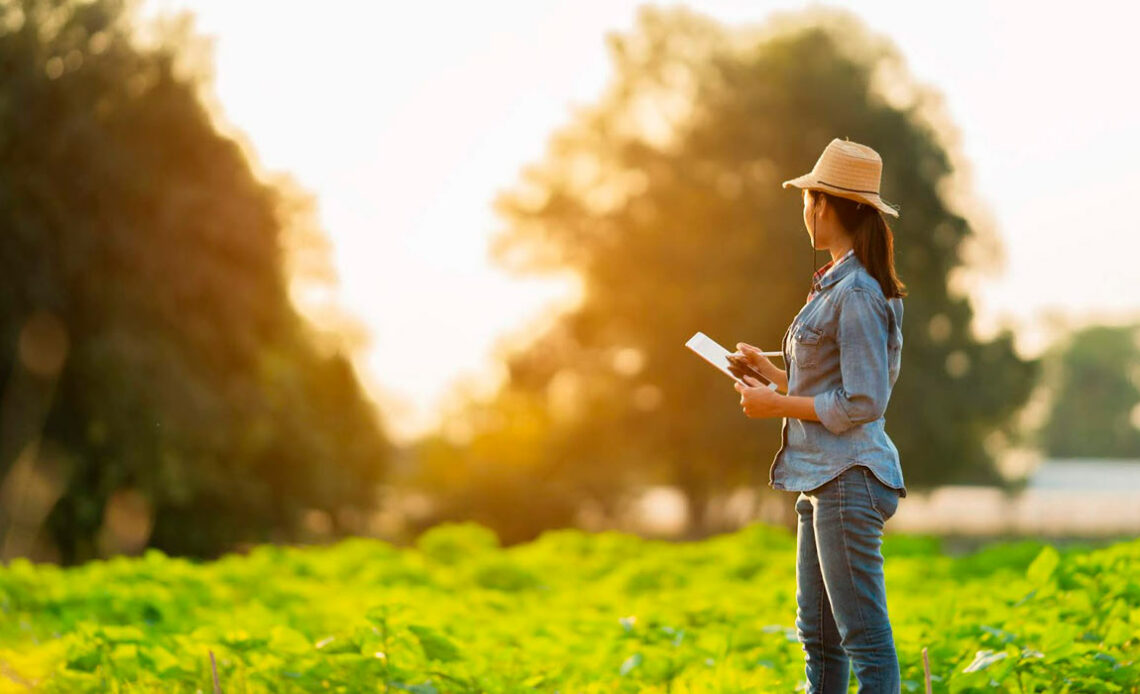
861;467;900;522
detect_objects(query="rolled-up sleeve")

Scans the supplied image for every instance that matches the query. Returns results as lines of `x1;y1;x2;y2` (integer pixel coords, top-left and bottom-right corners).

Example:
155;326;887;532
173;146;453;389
813;288;891;435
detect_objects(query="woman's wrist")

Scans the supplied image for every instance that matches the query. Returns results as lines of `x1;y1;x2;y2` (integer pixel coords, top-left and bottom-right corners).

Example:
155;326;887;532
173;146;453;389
764;364;788;390
781;394;819;421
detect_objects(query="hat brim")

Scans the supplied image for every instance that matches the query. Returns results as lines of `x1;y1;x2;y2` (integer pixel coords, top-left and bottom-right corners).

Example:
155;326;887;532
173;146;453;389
782;174;899;218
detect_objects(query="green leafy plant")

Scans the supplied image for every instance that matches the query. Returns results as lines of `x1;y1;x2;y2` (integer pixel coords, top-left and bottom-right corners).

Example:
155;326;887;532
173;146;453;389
0;526;1137;692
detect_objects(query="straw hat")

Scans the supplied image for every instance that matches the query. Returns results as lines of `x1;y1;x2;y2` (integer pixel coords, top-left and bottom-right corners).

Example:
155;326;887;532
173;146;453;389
781;138;900;217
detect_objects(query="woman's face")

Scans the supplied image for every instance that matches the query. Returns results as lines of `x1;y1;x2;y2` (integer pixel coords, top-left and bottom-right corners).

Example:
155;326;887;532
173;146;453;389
802;188;821;249
802;189;849;250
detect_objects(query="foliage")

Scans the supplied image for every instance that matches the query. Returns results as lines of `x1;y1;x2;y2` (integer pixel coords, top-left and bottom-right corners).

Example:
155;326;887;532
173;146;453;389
1036;323;1140;458
411;5;1039;542
0;523;1137;692
0;0;393;562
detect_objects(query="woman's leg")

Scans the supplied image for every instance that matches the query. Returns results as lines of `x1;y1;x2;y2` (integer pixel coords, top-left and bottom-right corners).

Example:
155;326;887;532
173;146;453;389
795;491;850;693
811;466;901;693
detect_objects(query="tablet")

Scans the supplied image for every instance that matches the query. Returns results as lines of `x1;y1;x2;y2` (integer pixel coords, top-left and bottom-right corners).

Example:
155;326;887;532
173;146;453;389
685;331;778;390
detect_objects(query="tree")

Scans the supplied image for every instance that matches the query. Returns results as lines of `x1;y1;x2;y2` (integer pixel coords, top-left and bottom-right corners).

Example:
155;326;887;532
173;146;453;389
1037;324;1140;458
0;0;393;562
413;6;1040;539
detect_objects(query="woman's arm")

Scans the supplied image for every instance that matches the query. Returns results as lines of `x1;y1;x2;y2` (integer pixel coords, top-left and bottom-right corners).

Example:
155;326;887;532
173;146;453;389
734;379;821;421
757;360;789;393
812;288;892;434
737;291;891;425
780;394;820;421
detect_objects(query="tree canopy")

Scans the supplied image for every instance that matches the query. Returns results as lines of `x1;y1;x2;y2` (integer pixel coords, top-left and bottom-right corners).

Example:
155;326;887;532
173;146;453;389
1035;323;1140;459
410;6;1039;540
0;0;393;562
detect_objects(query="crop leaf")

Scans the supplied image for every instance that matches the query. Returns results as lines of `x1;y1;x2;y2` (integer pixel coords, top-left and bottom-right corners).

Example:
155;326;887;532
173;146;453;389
962;649;1008;673
1026;546;1060;585
407;625;462;663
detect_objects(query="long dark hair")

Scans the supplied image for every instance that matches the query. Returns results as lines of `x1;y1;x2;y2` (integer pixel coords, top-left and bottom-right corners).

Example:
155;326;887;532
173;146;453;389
809;189;907;299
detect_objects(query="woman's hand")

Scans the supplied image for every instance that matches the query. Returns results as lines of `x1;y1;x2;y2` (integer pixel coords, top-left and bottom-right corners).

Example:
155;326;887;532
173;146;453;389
732;342;788;392
734;375;785;419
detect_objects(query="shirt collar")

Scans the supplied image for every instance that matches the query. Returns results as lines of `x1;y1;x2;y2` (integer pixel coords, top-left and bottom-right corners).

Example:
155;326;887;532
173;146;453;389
812;249;859;293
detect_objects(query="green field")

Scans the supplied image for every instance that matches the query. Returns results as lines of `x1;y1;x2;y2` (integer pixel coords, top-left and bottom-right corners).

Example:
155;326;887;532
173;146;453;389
1;522;1137;692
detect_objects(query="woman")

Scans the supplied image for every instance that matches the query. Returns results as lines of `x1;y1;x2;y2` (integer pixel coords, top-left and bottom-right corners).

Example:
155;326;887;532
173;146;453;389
731;138;908;693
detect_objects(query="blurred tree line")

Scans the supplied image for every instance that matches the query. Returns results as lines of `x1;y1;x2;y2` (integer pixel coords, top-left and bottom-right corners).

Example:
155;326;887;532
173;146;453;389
407;6;1042;543
0;0;393;563
1034;323;1140;459
13;0;1120;560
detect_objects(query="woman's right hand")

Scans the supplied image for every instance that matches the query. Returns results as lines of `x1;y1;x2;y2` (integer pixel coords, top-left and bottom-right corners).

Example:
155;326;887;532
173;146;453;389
733;342;788;391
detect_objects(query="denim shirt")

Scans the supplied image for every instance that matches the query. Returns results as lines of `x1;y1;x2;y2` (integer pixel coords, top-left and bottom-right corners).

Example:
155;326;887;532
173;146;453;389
769;253;907;497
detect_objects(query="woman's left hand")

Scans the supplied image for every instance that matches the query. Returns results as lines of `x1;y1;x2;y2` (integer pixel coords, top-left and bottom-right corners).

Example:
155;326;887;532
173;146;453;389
734;375;784;419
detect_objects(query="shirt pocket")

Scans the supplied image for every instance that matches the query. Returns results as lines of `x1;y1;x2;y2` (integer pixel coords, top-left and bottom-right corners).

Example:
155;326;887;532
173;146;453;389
792;324;825;369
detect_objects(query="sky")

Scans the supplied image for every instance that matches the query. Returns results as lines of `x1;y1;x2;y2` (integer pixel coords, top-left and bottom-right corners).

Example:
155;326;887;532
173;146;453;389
141;0;1140;445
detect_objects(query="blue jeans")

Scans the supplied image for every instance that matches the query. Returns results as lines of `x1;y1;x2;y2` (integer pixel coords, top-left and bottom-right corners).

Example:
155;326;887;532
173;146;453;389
794;465;901;693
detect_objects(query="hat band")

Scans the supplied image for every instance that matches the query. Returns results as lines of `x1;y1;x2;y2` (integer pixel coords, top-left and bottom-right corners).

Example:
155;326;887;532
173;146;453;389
816;179;880;195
